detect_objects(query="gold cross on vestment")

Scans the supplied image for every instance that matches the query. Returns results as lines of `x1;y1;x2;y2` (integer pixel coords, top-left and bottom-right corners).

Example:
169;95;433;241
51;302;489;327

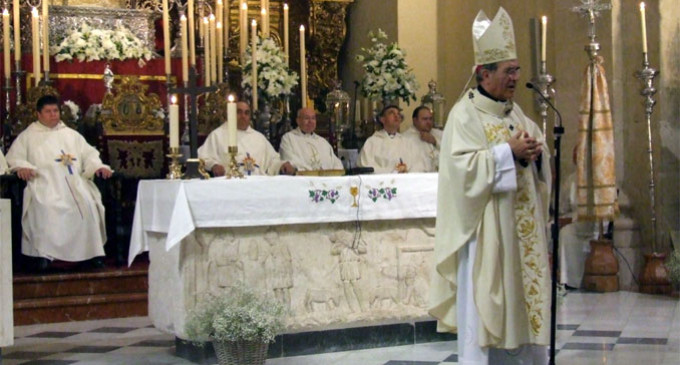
55;150;77;175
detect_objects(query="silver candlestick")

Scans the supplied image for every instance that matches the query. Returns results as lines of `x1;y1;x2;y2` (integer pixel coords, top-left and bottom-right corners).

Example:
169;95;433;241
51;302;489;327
635;53;659;252
13;61;24;107
532;61;556;135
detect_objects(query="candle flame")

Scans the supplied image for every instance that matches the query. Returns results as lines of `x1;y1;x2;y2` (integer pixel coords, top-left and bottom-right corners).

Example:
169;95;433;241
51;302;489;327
300;25;305;31
252;19;257;26
209;13;215;21
261;8;266;15
640;2;645;10
216;21;222;29
228;94;235;102
541;15;547;24
217;0;222;4
241;2;247;10
180;14;187;21
203;17;209;24
2;9;8;16
284;3;288;10
171;95;178;104
31;7;38;16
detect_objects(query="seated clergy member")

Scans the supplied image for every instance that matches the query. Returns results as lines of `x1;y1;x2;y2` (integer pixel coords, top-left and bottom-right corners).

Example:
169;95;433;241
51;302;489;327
198;101;296;176
279;107;344;171
358;105;428;174
6;95;112;266
403;105;442;172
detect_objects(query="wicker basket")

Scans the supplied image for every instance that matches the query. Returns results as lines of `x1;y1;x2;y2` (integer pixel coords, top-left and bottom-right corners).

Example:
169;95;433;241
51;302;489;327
213;340;269;365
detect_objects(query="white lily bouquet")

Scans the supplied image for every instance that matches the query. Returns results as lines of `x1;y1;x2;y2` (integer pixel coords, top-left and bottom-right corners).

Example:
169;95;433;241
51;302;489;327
241;37;299;102
356;29;419;104
51;23;153;65
62;100;81;121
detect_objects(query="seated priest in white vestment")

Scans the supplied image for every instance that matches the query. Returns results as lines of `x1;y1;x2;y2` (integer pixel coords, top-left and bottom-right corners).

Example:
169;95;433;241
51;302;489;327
0;151;8;174
6;95;112;265
279;107;344;171
429;8;551;365
403;105;442;172
198;101;296;176
357;105;428;174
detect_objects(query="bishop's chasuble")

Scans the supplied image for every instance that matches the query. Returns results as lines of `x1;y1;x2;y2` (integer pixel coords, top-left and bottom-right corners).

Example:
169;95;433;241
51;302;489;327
429;88;552;349
279;128;343;171
6;121;108;261
198;124;285;176
402;127;442;172
358;130;428;174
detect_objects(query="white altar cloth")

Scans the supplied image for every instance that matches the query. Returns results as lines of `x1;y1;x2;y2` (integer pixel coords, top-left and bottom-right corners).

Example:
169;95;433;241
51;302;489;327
128;173;438;265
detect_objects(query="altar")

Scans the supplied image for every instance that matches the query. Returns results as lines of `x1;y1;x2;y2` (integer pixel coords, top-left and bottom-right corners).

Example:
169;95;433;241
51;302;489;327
128;173;440;341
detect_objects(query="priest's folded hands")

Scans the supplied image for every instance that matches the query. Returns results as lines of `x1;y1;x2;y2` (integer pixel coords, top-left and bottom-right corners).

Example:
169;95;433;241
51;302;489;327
508;130;542;161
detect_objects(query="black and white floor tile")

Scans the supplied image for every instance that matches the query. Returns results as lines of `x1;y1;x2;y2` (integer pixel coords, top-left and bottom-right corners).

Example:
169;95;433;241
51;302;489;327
1;292;678;365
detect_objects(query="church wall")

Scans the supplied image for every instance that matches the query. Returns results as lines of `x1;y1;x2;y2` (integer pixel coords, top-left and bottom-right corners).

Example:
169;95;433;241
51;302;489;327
658;0;680;244
397;0;438;131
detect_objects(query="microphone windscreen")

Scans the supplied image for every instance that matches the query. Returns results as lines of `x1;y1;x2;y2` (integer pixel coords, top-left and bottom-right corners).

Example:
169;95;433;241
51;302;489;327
525;82;534;89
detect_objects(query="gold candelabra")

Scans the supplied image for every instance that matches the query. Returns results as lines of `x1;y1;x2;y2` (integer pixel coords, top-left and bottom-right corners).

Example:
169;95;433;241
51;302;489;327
226;145;244;179
166;147;184;179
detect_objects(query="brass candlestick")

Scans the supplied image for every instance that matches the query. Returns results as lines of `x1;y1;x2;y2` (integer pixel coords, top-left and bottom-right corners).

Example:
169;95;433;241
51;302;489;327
166;147;184;179
226;145;244;179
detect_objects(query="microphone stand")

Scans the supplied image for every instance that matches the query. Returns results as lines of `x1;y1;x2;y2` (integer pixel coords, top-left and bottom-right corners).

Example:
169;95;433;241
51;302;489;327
527;82;563;365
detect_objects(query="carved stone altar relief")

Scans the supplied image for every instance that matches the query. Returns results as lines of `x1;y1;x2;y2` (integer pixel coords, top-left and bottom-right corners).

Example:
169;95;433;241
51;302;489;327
330;230;367;313
262;231;294;311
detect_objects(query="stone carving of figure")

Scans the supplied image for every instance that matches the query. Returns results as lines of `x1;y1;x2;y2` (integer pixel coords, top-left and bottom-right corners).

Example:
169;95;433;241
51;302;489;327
330;230;367;312
207;234;244;293
263;231;294;310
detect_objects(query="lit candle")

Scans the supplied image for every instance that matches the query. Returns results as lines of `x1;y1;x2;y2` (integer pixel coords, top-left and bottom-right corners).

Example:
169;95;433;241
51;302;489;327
541;16;547;63
3;9;10;79
169;95;179;148
261;8;268;38
180;14;189;83
240;2;248;64
251;19;258;110
283;3;289;64
188;0;196;66
640;2;648;54
162;0;171;75
300;25;307;108
31;7;40;85
227;94;237;146
217;21;223;83
12;0;19;62
216;0;223;36
42;0;49;72
203;17;210;86
209;14;217;83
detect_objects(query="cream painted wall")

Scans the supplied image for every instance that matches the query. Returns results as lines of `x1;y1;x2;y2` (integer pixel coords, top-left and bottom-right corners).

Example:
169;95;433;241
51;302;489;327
397;0;438;131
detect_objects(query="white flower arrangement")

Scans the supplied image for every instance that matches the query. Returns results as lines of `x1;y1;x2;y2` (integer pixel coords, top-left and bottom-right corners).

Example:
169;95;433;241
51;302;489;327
50;23;153;66
185;284;285;344
356;29;419;104
241;37;299;102
62;100;81;122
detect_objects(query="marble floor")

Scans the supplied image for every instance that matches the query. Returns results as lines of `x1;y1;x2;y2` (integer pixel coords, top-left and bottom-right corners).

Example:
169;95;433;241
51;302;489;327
1;291;678;365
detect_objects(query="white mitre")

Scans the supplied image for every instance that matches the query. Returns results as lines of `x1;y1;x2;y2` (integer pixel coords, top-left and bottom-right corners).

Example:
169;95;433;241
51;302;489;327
472;7;517;65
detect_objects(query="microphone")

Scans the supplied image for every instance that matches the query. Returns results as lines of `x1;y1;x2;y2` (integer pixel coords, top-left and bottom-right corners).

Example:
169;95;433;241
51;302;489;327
526;82;563;133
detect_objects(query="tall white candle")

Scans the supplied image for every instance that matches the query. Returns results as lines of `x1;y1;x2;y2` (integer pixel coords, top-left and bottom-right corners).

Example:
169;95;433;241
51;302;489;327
169;95;179;148
180;15;189;83
283;3;289;64
240;2;248;64
640;2;648;54
42;0;49;72
223;1;229;59
3;9;10;79
189;0;196;65
541;16;547;63
261;8;268;38
209;14;217;83
203;17;210;86
251;19;258;111
216;21;223;83
162;0;171;74
12;0;20;62
227;94;237;146
300;25;307;108
31;7;40;85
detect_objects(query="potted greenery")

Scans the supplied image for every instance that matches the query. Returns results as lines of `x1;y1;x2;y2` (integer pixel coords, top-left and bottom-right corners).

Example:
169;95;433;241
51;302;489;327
185;284;285;365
